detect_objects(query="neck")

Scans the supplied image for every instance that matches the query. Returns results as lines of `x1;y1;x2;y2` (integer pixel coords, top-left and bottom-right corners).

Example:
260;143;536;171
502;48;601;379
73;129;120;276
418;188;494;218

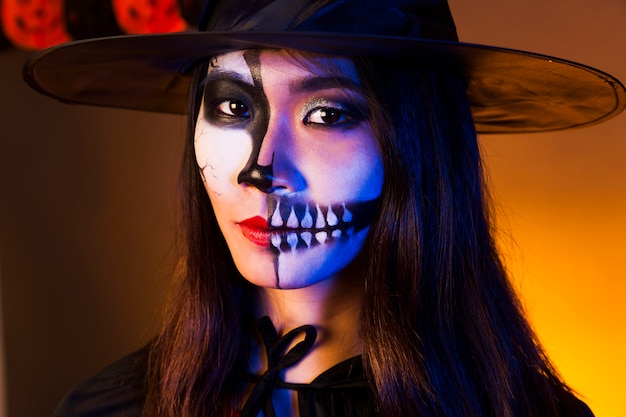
254;268;364;383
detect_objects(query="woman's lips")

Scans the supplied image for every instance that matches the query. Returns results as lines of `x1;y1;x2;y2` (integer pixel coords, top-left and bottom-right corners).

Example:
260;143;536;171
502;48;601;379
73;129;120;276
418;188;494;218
239;216;270;247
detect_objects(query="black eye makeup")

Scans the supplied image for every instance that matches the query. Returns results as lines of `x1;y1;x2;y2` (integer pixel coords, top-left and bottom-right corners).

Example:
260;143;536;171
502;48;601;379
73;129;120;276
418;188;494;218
200;69;370;131
201;75;261;126
300;97;368;128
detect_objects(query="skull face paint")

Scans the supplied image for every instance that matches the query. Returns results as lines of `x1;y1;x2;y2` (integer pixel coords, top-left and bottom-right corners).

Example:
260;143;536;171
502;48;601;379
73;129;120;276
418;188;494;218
195;50;384;289
264;196;379;253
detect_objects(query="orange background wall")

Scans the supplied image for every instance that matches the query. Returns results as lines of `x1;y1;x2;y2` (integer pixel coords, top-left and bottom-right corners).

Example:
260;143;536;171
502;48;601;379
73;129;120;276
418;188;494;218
450;2;626;417
1;1;624;417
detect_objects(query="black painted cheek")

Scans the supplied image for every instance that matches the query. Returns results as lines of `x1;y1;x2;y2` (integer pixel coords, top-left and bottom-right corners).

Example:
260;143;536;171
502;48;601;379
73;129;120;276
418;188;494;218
237;51;275;193
233;51;282;288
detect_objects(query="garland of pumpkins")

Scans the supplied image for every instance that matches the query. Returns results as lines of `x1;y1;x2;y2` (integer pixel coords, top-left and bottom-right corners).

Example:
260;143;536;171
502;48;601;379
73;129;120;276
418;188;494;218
0;0;206;50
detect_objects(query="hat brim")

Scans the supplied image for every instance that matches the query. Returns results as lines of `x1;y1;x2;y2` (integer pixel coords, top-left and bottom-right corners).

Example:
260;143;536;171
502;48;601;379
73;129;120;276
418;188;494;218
23;31;626;133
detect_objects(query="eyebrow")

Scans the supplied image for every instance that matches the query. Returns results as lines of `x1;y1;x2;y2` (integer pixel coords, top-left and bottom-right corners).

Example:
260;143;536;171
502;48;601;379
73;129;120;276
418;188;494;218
203;69;253;86
290;76;365;96
204;69;365;95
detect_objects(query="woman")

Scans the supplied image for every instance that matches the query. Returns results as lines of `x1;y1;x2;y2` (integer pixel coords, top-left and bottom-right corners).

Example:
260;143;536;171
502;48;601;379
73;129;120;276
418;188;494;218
24;0;625;416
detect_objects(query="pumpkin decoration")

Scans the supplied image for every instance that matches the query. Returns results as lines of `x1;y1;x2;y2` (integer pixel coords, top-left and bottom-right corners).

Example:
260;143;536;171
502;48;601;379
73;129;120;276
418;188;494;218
0;16;11;49
1;0;70;50
65;0;123;40
112;0;187;34
177;0;205;28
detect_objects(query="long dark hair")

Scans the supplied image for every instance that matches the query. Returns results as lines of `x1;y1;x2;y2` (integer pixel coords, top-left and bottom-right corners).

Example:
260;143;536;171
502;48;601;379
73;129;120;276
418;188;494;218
144;53;588;417
354;58;585;417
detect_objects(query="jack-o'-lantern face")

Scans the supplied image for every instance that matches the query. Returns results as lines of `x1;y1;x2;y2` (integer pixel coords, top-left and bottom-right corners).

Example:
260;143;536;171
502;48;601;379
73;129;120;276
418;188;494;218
112;0;187;34
1;0;70;50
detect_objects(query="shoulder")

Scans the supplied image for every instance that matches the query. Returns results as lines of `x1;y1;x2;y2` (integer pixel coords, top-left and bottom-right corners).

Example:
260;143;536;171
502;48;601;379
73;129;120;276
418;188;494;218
51;346;150;417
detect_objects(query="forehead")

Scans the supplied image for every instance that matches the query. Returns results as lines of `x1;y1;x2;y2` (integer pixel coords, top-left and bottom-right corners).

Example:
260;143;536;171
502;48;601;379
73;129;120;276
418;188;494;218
208;49;361;83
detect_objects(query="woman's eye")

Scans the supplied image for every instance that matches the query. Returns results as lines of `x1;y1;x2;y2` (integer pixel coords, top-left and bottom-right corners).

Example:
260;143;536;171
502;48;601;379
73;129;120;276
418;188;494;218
305;107;349;126
215;99;250;118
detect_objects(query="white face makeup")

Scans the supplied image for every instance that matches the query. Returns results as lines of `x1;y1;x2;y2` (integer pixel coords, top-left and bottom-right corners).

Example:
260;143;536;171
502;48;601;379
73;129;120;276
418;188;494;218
194;50;384;290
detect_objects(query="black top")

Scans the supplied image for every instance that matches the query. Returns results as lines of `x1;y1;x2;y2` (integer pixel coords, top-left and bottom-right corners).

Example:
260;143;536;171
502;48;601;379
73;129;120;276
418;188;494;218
52;316;376;417
51;346;375;417
52;347;148;417
51;317;593;417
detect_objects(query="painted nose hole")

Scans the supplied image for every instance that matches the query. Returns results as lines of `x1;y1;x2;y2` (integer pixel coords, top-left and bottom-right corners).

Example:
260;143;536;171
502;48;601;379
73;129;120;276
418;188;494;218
238;163;274;193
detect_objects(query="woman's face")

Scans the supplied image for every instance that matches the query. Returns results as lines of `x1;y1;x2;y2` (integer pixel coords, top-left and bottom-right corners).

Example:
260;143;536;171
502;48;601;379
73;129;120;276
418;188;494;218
194;50;384;289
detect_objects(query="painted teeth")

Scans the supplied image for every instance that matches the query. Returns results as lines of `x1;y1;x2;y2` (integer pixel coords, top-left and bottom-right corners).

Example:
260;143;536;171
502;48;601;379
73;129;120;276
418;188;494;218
315;231;328;244
270;201;354;231
287;232;298;250
301;231;313;247
271;234;282;248
326;205;338;226
271;201;283;227
315;205;326;228
301;205;313;228
270;228;352;252
342;203;353;223
268;200;356;252
286;207;299;228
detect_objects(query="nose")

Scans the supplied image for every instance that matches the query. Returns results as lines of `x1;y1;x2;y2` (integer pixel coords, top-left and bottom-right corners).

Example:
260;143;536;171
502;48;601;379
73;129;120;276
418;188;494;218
237;115;302;194
237;158;274;193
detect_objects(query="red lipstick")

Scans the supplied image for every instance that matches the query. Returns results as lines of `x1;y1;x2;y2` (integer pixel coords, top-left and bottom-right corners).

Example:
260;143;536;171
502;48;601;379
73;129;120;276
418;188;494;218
239;216;270;247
